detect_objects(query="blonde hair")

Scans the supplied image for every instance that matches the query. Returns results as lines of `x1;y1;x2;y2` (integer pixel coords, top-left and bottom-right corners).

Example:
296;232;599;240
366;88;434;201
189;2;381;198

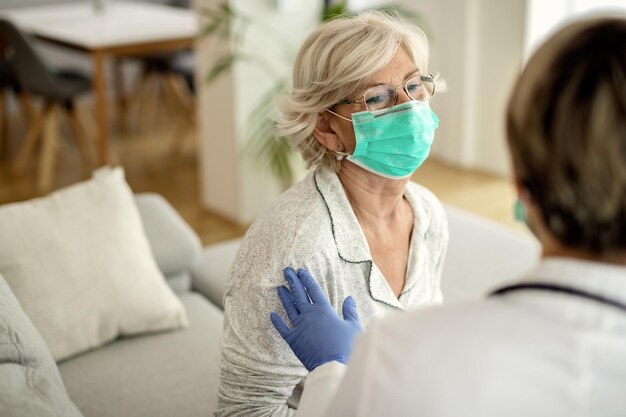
506;16;626;254
276;11;441;171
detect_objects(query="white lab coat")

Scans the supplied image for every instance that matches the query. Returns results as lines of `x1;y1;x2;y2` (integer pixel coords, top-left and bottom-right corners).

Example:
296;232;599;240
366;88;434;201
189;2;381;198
296;257;626;417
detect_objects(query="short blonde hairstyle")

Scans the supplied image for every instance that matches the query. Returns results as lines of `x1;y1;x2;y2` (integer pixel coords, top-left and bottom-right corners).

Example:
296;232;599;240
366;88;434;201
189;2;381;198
506;16;626;254
276;11;440;171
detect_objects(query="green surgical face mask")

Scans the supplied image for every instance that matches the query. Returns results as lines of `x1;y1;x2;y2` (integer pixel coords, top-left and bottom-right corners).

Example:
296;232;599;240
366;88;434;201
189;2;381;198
514;199;527;223
515;198;538;237
330;101;439;179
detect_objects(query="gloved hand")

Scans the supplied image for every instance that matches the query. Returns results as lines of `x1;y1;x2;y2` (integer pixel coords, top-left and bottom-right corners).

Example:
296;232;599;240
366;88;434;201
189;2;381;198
270;267;362;372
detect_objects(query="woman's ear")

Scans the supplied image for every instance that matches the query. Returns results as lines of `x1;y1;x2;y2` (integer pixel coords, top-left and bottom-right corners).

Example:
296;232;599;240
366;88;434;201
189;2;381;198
313;112;342;152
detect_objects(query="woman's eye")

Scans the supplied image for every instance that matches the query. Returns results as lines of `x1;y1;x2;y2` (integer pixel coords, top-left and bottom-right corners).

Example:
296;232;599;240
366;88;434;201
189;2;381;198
365;95;386;105
407;82;421;93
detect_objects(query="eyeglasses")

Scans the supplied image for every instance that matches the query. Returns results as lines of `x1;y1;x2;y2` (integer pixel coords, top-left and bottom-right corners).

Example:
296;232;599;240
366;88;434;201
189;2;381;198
337;74;436;112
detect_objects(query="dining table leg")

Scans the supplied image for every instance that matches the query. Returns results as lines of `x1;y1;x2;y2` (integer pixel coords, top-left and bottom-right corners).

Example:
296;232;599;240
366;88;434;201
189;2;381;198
92;50;109;166
114;58;128;134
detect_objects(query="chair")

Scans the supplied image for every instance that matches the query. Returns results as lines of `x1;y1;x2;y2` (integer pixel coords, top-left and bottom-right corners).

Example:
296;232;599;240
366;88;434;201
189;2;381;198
0;57;13;160
117;0;194;137
167;55;195;155
0;56;35;161
0;19;96;192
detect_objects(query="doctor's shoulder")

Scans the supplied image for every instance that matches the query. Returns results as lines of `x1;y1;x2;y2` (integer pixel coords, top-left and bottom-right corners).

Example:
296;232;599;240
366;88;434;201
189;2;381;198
362;299;533;364
350;300;569;416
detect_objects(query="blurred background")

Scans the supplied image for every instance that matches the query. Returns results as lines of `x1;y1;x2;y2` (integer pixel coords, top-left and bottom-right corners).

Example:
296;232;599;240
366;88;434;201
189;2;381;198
1;0;625;245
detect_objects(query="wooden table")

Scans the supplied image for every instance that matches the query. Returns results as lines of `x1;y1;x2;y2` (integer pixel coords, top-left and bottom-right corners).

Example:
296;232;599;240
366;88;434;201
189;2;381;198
0;1;197;165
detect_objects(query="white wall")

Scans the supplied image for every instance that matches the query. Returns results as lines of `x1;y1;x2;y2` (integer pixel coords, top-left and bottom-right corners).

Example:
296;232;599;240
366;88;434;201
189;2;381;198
397;0;526;177
195;0;320;224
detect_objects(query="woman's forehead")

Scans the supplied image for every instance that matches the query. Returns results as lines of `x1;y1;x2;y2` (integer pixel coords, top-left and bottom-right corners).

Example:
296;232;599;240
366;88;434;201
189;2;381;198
364;50;420;86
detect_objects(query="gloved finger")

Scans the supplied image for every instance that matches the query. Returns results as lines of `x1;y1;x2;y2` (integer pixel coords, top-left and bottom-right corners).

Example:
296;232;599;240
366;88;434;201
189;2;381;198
284;267;310;305
342;296;361;324
270;312;291;339
297;268;330;306
278;285;300;323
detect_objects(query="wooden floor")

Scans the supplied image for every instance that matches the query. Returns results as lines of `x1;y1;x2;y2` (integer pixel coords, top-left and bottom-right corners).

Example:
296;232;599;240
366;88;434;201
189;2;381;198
0;100;527;246
413;159;527;234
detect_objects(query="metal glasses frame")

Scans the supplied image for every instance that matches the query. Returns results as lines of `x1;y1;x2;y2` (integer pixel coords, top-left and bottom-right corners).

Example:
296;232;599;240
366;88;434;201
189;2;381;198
336;73;436;111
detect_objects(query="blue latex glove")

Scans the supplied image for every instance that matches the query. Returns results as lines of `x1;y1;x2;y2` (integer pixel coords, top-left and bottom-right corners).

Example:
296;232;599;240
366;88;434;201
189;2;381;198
270;267;362;372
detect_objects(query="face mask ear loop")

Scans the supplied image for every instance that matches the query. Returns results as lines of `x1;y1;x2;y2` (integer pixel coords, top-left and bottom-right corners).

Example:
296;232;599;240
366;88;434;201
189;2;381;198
325;108;353;123
323;109;352;160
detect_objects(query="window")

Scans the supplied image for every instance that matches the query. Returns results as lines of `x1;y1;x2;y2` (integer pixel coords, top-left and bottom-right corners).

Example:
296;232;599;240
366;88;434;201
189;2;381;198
526;0;626;56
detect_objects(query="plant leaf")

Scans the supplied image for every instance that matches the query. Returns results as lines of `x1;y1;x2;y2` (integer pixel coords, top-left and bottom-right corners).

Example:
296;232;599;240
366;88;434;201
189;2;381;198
198;15;224;38
205;53;241;83
322;0;350;21
242;81;294;185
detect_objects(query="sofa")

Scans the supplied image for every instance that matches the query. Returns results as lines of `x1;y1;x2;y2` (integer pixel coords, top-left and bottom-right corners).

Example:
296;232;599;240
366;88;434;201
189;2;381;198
3;193;540;417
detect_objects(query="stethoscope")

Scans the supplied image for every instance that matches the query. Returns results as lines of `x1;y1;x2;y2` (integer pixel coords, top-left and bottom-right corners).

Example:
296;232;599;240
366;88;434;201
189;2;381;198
490;282;626;313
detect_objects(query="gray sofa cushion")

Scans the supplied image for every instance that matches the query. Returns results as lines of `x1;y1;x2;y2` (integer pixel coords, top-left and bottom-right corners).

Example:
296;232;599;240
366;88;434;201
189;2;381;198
135;194;202;290
441;204;540;303
0;273;83;417
58;292;223;417
165;270;193;294
191;239;242;309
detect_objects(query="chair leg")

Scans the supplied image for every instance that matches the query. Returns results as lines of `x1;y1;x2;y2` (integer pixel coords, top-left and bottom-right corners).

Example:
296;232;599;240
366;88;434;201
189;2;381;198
162;75;182;119
114;59;129;134
0;88;6;161
18;91;34;124
140;71;159;133
163;73;195;155
67;104;95;171
126;67;149;133
12;102;48;175
38;104;59;193
77;106;109;166
165;73;193;112
76;104;99;141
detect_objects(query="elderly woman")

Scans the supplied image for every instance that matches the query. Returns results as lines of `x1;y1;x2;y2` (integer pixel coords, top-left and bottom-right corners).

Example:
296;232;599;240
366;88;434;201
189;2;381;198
216;12;448;417
273;15;626;417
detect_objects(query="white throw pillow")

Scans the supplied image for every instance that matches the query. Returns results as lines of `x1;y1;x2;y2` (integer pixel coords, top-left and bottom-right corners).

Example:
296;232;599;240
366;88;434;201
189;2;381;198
0;167;188;361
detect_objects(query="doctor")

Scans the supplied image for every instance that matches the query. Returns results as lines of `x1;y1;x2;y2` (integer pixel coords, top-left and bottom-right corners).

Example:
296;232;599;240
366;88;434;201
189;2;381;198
270;16;626;417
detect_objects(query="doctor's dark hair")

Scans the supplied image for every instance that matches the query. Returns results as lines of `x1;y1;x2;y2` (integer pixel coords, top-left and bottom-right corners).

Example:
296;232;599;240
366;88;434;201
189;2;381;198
506;16;626;254
276;11;443;171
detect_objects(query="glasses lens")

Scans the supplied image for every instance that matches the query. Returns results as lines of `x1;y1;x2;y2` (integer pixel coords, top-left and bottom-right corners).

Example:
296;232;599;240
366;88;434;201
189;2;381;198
364;85;396;111
406;75;435;101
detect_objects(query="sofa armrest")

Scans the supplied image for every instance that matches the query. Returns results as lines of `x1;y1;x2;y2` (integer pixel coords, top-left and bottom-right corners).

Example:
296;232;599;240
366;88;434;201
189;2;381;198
134;194;202;281
191;239;241;310
441;204;541;303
